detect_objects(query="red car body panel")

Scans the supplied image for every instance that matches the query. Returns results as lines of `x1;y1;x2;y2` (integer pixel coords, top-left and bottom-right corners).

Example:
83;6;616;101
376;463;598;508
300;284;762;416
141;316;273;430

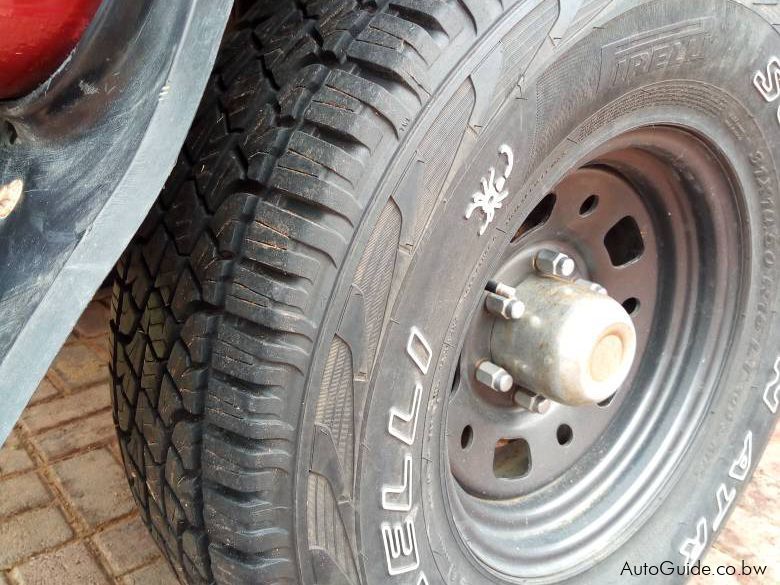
0;0;102;99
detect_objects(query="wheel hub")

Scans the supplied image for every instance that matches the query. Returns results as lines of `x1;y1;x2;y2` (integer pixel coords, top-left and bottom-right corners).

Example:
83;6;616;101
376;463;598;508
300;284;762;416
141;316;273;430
489;268;637;406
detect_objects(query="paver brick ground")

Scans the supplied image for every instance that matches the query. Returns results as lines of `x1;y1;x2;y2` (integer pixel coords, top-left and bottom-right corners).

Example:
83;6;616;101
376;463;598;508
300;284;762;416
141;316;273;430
0;507;72;569
0;473;50;518
53;449;135;529
91;516;161;576
50;344;111;389
0;434;33;477
20;384;111;435
28;379;58;406
0;295;777;584
31;412;115;462
10;542;110;585
119;559;177;585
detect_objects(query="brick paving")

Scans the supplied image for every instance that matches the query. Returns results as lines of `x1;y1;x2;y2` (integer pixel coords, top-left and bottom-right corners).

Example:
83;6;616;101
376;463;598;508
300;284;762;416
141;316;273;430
0;296;777;584
0;295;178;585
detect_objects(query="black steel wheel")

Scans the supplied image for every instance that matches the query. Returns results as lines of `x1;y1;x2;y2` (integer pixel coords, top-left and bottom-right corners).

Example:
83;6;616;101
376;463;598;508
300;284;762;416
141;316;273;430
445;126;745;578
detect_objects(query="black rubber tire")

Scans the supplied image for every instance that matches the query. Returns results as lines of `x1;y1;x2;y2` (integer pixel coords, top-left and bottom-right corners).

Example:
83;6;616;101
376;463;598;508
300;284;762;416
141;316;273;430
110;1;780;584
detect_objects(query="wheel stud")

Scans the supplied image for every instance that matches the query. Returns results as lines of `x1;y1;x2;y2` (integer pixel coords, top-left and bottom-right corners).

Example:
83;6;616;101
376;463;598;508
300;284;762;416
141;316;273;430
485;291;525;320
490;281;518;299
476;361;514;393
535;248;576;278
513;388;551;414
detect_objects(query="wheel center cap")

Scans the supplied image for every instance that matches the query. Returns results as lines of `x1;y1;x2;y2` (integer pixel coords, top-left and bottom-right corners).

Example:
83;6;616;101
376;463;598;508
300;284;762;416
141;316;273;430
591;331;627;382
490;270;637;406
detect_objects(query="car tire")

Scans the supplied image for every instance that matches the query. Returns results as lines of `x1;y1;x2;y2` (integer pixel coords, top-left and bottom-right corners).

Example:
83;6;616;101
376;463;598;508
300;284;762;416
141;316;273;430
111;1;780;584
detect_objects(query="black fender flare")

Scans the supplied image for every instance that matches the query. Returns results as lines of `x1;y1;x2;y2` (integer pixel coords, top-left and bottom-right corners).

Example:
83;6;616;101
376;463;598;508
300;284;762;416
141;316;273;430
0;0;232;444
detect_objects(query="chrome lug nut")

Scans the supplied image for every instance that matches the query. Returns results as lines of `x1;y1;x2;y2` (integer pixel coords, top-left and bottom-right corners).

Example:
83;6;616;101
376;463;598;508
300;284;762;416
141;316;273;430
476;361;514;393
485;291;525;320
575;278;607;295
535;249;576;278
513;388;551;414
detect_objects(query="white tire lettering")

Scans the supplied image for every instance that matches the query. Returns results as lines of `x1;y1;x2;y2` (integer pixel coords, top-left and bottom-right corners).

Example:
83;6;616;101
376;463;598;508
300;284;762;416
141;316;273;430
407;327;433;376
381;327;430;582
381;518;421;576
382;454;414;512
754;56;780;102
679;517;708;565
754;56;780;125
762;357;780;413
728;431;752;482
388;383;423;446
712;483;736;532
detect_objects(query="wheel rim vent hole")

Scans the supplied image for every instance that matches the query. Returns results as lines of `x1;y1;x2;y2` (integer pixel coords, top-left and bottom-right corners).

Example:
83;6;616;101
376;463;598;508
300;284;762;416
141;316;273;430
604;215;644;266
579;194;599;216
493;438;531;479
512;193;556;242
461;425;473;449
556;424;573;446
622;297;640;315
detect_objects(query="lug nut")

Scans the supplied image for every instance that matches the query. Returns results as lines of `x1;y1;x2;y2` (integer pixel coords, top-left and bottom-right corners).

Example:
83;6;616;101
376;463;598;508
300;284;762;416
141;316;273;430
535;249;576;278
476;361;514;393
513;388;551;414
575;278;607;295
485;292;525;320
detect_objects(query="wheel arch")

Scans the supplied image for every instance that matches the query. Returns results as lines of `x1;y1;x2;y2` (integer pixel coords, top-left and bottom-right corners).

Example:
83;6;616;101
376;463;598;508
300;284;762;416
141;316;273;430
0;0;233;445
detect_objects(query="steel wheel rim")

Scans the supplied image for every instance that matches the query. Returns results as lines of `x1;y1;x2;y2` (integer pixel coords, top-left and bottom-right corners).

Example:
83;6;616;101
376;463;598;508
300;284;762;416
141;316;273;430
443;126;746;580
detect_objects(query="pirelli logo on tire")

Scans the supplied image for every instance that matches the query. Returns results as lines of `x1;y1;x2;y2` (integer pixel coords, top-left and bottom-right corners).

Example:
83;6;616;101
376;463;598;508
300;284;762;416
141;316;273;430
600;18;713;88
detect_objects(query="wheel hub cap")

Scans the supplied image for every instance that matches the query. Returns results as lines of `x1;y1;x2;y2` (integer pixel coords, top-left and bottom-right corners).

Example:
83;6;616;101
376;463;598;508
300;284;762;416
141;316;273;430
491;273;637;406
